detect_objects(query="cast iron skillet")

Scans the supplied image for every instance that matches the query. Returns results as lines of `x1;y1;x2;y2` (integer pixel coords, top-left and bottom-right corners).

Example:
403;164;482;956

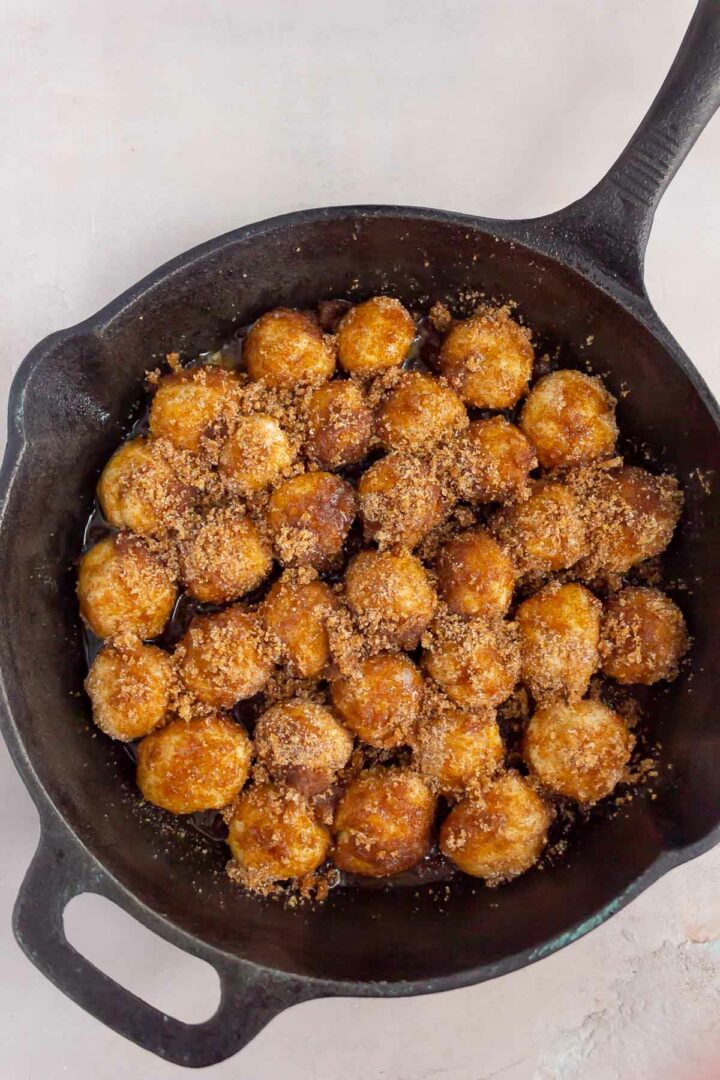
1;1;719;1067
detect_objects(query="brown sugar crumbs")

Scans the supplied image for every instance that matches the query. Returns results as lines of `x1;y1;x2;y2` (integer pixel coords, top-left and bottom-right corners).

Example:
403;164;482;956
78;293;689;902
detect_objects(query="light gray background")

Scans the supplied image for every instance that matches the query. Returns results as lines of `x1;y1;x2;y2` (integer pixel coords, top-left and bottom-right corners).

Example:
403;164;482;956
1;2;719;1077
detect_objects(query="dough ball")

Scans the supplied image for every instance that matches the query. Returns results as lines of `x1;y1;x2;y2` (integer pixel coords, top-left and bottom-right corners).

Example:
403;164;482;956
332;767;436;877
86;640;174;741
414;705;504;796
523;698;634;804
254;699;353;795
244;308;335;387
267;470;356;569
177;606;272;708
219;413;295;496
490;480;588;574
137;713;251;813
520;369;617;470
601;586;689;685
330;653;423;748
97;436;194;535
435;529;516;619
227;784;330;886
358;452;445;550
439;306;533;409
440;771;551;882
376;371;467;453
304;379;374;468
337;296;415;375
517;582;601;703
78;535;176;640
181;507;272;604
423;614;520;710
345;549;437;650
149;367;241;453
452;417;537;503
261;571;339;679
575;465;683;576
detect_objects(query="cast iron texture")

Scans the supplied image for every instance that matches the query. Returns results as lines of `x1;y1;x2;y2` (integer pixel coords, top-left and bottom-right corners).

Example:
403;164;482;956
1;0;719;1067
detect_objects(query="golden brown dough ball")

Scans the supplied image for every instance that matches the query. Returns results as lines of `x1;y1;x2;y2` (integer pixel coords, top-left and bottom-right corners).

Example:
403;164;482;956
261;571;339;679
516;582;601;703
601;586;689;685
452;417;537;503
435;529;516;619
422;614;520;710
97;437;193;536
575;465;683;576
85;640;174;741
181;507;272;604
149;367;241;453
243;308;335;387
523;699;634;804
267;471;356;569
414;706;504;796
358;453;445;549
304;379;374;468
177;607;272;708
345;549;437;650
137;713;252;814
490;480;588;574
376;371;468;453
218;413;295;496
227;784;330;886
440;771;551;882
439;306;534;409
330;653;424;748
520;369;617;470
332;767;436;877
337;296;415;375
78;535;176;640
254;699;353;795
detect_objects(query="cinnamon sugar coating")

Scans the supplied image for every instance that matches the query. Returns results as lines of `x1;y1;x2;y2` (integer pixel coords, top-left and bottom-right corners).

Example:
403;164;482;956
516;582;601;704
137;712;252;814
376;370;468;453
600;586;688;685
181;506;273;604
358;452;445;550
439;306;533;409
337;296;415;375
304;379;374;468
520;369;617;470
267;471;356;569
227;784;330;888
435;529;516;619
332;767;436;876
78;535;176;640
86;639;174;741
440;772;551;882
80;295;690;899
523;699;634;805
330;652;423;748
254;699;353;795
177;606;272;708
244;308;335;387
149;367;241;453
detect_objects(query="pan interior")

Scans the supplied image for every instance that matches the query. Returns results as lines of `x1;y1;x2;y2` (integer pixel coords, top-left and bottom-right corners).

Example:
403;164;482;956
3;210;719;983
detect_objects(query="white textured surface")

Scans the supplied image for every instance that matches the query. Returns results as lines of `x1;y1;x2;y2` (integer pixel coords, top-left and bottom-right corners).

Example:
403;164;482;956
1;1;719;1077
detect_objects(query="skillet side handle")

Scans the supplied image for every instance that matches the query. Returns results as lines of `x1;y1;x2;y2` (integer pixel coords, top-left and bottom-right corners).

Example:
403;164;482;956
554;0;720;292
13;818;312;1068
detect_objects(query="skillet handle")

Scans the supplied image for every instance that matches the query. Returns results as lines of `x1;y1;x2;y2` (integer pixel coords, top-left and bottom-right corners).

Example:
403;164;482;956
13;815;314;1067
552;0;720;291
